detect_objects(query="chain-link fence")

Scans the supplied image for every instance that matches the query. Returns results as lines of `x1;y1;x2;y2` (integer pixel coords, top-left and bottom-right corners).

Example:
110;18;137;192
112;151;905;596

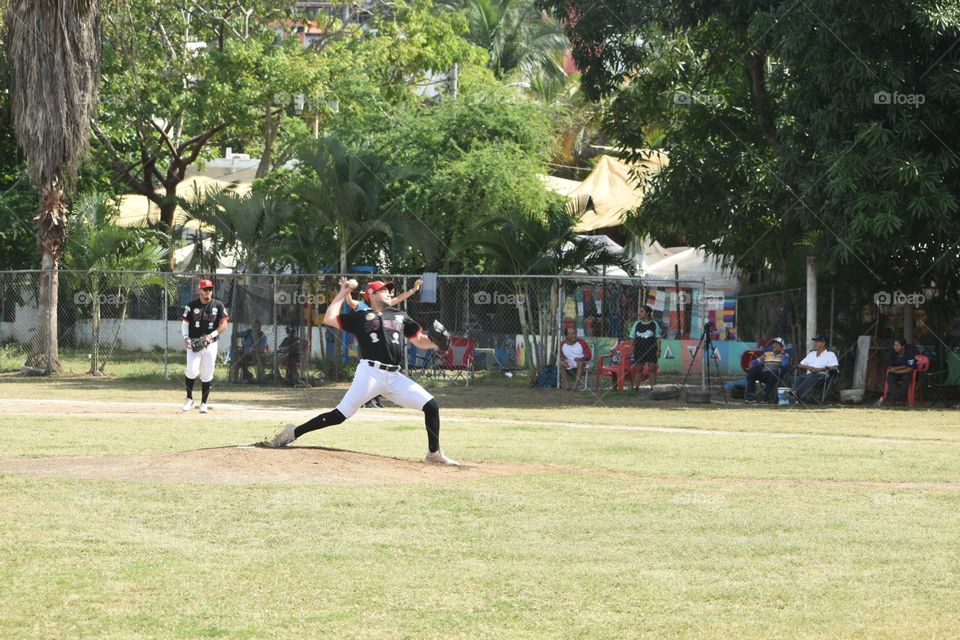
2;269;840;389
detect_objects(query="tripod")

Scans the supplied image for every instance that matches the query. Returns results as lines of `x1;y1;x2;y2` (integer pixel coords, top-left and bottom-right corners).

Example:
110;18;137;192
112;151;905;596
677;322;726;403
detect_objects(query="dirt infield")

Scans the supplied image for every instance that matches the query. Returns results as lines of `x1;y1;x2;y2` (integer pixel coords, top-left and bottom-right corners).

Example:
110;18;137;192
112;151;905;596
0;445;560;485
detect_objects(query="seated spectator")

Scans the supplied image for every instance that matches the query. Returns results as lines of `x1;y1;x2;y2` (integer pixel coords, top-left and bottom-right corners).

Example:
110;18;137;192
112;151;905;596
560;326;592;390
629;304;661;390
745;337;790;402
790;335;839;402
237;320;269;383
878;337;917;407
277;325;302;386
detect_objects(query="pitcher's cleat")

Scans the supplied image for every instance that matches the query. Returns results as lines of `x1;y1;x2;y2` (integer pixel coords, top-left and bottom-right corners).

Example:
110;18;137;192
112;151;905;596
182;398;195;412
424;450;459;466
271;423;297;448
198;403;208;414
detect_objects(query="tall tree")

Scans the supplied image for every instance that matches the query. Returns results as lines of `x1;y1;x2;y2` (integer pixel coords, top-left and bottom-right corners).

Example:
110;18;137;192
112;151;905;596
4;0;101;373
542;0;960;304
444;0;568;82
290;136;406;274
184;189;294;274
65;192;168;375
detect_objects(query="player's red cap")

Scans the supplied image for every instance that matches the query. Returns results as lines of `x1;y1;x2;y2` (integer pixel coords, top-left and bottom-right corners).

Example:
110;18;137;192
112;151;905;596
198;278;215;290
364;280;395;300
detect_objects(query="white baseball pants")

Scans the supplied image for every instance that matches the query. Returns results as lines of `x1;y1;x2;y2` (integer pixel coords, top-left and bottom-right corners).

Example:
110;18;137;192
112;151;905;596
336;360;434;418
185;341;218;383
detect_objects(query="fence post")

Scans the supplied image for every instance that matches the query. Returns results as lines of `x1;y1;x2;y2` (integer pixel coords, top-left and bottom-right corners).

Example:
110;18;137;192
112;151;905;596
700;278;707;391
402;276;408;372
47;270;53;375
555;274;563;389
272;274;278;385
163;272;169;380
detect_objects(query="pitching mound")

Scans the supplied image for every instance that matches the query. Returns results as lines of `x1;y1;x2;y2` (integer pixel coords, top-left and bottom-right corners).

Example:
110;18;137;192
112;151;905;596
0;446;558;486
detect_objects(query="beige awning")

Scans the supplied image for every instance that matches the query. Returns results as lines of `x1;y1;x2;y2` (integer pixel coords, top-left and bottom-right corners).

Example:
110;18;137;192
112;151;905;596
539;174;582;197
571;152;667;232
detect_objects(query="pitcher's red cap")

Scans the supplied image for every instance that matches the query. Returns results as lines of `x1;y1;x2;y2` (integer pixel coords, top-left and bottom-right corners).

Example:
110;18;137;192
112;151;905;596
199;279;215;290
364;280;395;300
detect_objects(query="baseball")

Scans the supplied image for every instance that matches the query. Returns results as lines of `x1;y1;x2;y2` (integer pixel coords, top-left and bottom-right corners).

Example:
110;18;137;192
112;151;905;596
347;278;359;290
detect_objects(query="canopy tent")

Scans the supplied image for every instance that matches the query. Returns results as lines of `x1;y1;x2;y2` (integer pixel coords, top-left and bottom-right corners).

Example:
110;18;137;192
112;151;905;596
539;174;582;197
641;246;741;291
570;152;668;232
543;151;740;292
114;175;251;230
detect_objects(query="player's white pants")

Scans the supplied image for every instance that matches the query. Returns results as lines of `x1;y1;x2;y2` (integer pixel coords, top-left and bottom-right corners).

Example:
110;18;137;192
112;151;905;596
185;341;218;383
336;359;434;418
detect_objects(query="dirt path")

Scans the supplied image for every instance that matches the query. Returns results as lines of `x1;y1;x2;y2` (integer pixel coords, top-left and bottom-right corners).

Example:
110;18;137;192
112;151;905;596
0;445;563;486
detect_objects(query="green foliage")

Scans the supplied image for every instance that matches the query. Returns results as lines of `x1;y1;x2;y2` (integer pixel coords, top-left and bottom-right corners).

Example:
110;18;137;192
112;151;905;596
182;188;294;273
332;70;558;272
459;198;636;276
542;0;960;300
0;167;40;269
417;142;559;271
443;0;568;81
65;193;168;273
287;136;411;273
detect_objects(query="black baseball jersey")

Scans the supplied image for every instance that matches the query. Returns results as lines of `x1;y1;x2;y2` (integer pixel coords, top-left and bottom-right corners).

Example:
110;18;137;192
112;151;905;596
181;298;229;339
338;307;421;365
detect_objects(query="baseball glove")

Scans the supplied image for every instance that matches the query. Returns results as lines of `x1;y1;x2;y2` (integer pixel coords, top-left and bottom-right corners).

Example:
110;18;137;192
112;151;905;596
190;336;216;352
428;320;451;353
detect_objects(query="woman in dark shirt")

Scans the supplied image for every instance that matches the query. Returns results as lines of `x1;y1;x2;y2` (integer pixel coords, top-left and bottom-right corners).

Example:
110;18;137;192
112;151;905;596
885;338;916;406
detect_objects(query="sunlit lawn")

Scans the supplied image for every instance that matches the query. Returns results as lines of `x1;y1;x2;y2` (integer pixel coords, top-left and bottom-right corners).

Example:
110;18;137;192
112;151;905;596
1;377;958;638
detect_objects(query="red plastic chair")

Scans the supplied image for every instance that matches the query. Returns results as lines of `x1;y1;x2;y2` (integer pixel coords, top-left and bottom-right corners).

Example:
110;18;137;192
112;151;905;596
595;341;635;392
442;337;476;386
882;353;930;407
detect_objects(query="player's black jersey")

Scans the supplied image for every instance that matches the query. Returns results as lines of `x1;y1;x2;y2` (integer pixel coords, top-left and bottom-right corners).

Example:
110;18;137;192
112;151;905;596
338;307;421;365
181;298;229;339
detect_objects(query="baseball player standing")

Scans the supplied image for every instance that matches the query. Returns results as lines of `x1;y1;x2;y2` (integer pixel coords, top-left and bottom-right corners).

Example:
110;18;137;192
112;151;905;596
181;278;230;413
270;277;458;465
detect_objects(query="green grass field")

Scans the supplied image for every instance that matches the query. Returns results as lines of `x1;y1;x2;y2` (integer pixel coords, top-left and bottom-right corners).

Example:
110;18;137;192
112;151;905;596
1;377;959;639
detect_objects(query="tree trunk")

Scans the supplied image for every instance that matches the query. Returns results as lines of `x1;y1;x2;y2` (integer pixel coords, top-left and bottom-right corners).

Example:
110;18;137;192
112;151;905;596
24;188;67;374
256;102;277;179
90;279;102;375
102;292;129;373
517;282;538;377
160;189;179;270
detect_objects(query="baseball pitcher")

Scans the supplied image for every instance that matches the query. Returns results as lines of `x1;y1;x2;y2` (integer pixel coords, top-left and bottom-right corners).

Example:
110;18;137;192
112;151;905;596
181;278;230;413
269;277;458;465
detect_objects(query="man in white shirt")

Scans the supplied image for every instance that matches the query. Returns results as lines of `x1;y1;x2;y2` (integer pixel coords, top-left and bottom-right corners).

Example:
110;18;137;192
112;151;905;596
790;334;839;402
560;326;592;390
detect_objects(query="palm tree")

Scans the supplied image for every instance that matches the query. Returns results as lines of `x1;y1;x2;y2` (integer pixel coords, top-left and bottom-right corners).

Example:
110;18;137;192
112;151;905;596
66;193;168;375
443;0;568;82
292;136;407;274
4;0;101;373
183;188;294;275
459;200;636;376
